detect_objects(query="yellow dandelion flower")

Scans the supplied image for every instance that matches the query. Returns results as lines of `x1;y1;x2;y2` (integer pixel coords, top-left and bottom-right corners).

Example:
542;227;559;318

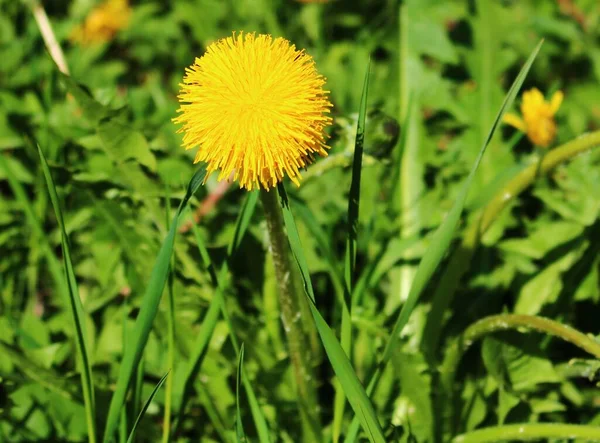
503;88;563;148
71;0;131;46
174;32;333;190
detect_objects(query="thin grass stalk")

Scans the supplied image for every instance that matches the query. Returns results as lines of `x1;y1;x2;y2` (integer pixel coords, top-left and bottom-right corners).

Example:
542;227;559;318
423;130;600;353
173;195;271;443
333;60;370;443
162;195;175;443
392;0;423;314
439;313;600;438
260;189;321;442
441;314;600;390
345;40;543;443
38;146;97;443
452;424;600;443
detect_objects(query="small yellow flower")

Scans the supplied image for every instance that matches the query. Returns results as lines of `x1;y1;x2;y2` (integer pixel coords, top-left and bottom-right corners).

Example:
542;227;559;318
71;0;131;46
503;88;563;148
174;32;333;191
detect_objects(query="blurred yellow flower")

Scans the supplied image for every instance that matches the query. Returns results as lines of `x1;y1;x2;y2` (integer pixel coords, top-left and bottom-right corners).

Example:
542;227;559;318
174;32;333;190
503;88;563;148
71;0;131;45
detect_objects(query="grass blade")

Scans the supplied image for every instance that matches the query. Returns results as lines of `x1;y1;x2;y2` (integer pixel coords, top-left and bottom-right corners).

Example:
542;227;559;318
277;183;386;443
37;145;97;443
235;344;247;443
228;190;259;256
381;39;543;364
0;151;65;303
344;40;544;443
162;191;175;443
392;1;425;314
333;60;370;442
102;165;207;443
172;191;270;443
126;371;169;443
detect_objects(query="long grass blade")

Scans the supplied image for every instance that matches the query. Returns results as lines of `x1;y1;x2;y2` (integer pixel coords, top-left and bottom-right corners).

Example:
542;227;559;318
235;344;247;443
333;60;370;443
344;40;544;443
102;165;207;443
126;371;169;443
277;183;386;443
38;145;97;443
172;191;270;443
228;190;259;256
162;191;175;443
381;39;543;364
0;151;65;302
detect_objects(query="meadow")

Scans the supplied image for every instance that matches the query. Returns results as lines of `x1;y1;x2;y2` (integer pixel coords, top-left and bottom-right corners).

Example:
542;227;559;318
1;0;600;442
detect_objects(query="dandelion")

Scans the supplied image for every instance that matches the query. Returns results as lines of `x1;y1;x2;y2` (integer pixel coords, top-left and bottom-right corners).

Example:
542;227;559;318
503;88;563;148
71;0;131;46
174;32;333;190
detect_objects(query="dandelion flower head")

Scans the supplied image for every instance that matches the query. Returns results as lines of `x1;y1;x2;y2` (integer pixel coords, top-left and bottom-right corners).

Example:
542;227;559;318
174;32;333;190
71;0;131;46
503;88;563;148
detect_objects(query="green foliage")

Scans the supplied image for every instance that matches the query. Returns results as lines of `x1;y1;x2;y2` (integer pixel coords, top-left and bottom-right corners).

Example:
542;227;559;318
2;0;600;442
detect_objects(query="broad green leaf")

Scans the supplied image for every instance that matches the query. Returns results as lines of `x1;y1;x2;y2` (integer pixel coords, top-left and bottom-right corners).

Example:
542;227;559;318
97;119;156;172
60;74;111;123
482;336;560;392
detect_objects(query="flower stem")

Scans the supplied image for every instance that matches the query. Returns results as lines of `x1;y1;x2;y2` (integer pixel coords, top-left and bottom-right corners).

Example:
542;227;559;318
260;189;321;441
423;130;600;353
452;423;600;443
439;314;600;439
441;313;600;390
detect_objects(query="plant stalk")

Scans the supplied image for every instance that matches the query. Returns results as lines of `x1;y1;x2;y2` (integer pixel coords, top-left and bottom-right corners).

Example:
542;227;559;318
452;423;600;443
441;313;600;390
260;189;321;442
440;313;600;438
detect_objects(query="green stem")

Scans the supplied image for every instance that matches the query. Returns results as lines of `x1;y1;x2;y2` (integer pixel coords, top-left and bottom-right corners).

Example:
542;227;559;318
440;314;600;439
161;196;175;443
161;270;175;443
441;314;600;390
423;130;600;353
260;189;321;442
452;423;600;443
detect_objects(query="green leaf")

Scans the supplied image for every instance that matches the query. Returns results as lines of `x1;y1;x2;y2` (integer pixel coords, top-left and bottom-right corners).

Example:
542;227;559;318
60;74;111;123
102;165;207;443
38;145;97;442
126;371;169;443
97;119;157;172
390;350;433;442
482;336;560;393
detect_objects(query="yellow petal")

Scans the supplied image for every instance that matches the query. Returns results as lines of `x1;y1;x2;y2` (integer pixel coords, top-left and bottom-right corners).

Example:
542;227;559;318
549;90;564;114
503;113;526;132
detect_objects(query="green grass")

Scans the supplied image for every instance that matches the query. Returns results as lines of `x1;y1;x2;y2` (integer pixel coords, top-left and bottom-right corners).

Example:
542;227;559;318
2;1;600;442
